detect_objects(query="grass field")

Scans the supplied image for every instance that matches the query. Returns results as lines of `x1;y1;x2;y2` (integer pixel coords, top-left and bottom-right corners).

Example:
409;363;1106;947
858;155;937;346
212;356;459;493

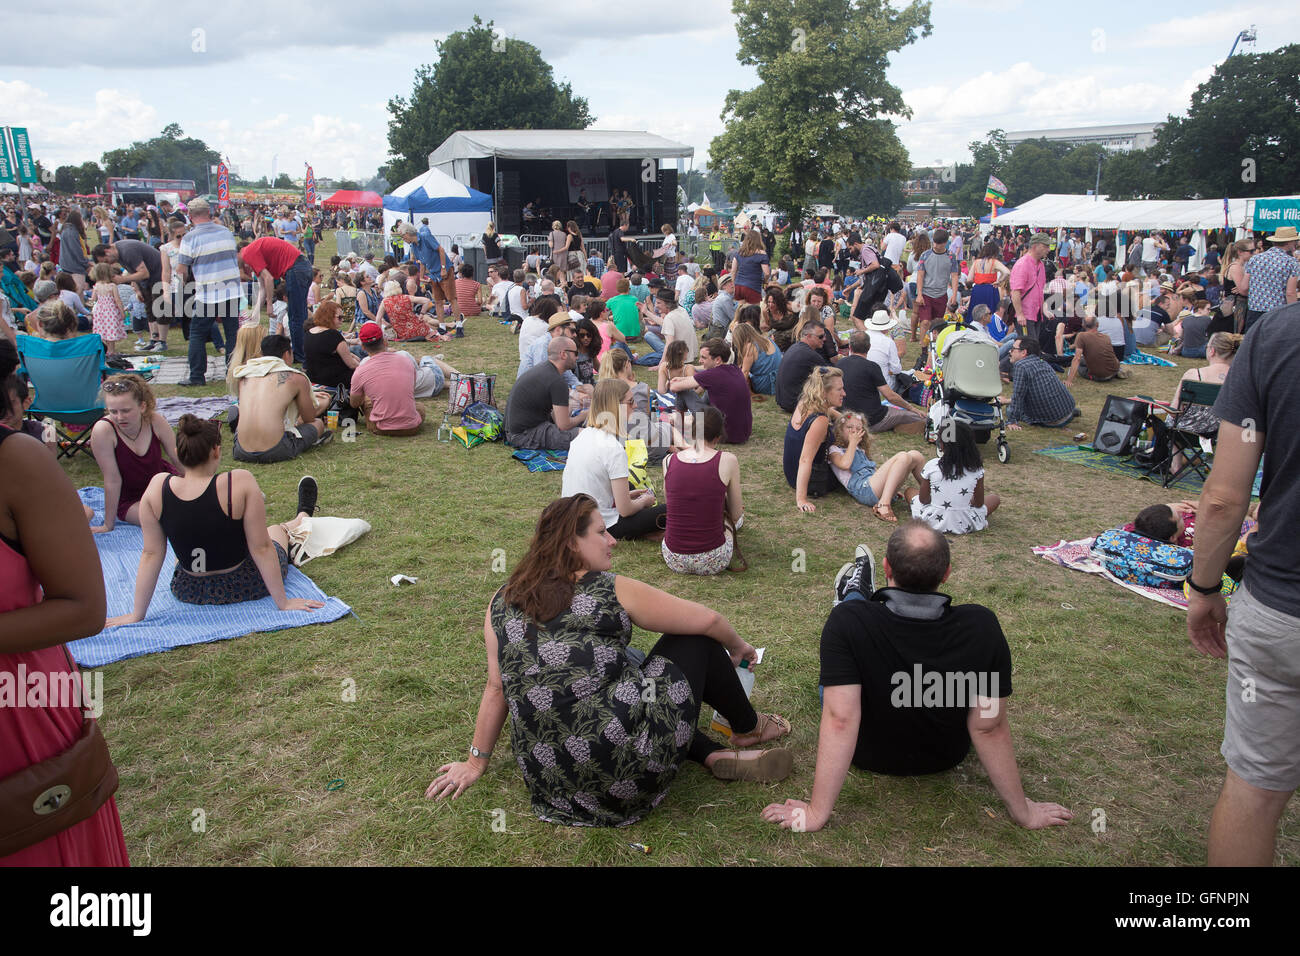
61;242;1298;866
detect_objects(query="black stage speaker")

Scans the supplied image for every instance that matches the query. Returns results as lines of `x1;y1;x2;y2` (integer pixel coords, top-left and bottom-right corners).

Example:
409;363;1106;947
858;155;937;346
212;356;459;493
654;168;678;228
1092;395;1146;456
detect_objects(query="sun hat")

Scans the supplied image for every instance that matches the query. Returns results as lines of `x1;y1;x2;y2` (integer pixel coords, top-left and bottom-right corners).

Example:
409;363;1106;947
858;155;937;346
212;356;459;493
358;321;384;343
866;309;897;332
1266;226;1299;242
547;313;574;330
1030;232;1052;246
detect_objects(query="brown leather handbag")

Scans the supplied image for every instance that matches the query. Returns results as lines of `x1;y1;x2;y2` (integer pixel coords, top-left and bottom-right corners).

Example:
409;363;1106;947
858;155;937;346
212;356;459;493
0;647;119;858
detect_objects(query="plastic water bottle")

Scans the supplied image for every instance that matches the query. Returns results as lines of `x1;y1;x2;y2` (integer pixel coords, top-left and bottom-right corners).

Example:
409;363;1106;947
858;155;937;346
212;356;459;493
736;659;755;698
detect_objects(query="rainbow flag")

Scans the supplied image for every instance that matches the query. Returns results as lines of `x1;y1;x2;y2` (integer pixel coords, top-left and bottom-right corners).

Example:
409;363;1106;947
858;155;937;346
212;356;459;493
216;163;229;210
984;174;1007;206
304;164;316;205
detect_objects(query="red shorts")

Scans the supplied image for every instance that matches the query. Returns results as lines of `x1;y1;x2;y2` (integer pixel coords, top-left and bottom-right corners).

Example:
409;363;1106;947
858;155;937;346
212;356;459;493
734;284;761;304
913;294;949;325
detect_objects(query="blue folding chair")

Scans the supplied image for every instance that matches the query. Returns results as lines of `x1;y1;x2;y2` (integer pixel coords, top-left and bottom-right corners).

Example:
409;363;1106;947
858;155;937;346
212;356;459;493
15;333;108;460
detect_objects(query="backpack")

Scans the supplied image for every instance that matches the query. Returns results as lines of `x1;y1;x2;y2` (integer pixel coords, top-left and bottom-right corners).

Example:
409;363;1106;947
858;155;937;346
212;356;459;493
1090;528;1193;589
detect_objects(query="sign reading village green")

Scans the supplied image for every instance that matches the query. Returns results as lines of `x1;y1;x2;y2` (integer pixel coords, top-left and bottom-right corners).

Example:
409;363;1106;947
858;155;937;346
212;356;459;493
0;132;13;185
1251;198;1300;232
9;128;37;183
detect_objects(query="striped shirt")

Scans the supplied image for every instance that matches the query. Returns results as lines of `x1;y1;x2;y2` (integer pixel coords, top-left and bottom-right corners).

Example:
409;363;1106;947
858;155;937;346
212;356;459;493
176;221;240;304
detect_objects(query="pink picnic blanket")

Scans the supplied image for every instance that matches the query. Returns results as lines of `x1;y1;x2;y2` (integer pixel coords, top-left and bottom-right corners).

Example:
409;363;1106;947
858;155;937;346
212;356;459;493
1032;538;1189;611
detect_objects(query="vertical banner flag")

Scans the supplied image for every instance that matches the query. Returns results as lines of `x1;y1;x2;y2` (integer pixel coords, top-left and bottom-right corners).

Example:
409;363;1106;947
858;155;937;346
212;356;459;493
984;174;1007;206
305;164;316;206
9;128;37;183
1223;197;1229;230
0;130;14;185
217;162;229;209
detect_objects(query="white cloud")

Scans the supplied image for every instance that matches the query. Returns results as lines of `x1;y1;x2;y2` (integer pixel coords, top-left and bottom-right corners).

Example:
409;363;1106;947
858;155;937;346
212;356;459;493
1127;6;1296;50
0;81;158;167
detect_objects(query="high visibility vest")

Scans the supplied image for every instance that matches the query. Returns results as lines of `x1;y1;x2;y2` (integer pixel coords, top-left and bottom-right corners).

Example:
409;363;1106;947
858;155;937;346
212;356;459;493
709;232;722;251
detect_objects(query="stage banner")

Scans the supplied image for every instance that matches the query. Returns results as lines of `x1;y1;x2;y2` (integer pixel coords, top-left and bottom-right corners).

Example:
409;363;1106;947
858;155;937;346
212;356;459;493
217;163;229;209
566;160;609;203
305;164;316;205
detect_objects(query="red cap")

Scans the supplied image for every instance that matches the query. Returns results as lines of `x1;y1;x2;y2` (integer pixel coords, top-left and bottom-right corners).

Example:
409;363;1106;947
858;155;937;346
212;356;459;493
358;321;384;343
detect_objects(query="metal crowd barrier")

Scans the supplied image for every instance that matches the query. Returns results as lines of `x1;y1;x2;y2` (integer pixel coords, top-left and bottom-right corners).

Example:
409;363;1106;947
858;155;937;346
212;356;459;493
333;230;387;258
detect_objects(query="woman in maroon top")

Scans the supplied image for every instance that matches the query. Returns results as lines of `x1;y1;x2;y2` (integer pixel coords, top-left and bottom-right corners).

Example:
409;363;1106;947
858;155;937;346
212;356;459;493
661;407;744;575
86;375;180;533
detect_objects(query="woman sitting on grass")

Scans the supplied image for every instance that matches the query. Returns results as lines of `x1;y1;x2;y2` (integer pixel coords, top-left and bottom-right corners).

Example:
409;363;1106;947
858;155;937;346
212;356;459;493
827;411;926;523
86;375;181;533
906;419;1001;535
105;415;325;626
784;365;844;513
561;378;666;541
661;406;743;575
425;493;793;826
730;321;782;398
376;280;446;343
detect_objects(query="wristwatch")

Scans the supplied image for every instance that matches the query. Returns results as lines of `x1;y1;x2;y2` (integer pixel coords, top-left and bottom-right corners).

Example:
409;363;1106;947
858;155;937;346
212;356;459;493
469;745;492;760
1186;576;1223;595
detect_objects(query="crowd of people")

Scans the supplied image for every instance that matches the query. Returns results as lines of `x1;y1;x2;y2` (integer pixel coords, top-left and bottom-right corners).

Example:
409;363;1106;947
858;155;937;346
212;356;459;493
4;184;1300;867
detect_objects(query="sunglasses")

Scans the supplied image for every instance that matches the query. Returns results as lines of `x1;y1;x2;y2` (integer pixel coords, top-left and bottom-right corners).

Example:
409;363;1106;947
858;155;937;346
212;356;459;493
102;381;134;393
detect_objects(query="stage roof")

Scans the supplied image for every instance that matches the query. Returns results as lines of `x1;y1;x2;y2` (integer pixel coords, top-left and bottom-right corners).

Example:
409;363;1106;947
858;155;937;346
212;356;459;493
429;130;694;166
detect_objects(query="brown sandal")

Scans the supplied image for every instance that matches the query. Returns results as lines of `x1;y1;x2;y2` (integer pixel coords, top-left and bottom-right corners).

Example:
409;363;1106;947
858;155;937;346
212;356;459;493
872;504;898;523
729;712;791;748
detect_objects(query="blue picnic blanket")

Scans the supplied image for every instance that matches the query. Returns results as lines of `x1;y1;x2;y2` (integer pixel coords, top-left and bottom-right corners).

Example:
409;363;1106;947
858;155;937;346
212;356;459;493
511;449;567;472
1123;350;1177;368
71;487;351;667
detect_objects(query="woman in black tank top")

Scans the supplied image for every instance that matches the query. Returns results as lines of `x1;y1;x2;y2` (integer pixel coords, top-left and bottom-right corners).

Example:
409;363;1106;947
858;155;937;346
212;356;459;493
105;415;326;626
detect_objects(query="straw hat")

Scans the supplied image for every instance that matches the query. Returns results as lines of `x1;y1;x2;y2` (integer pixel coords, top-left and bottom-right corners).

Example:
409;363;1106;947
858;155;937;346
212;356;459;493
1266;226;1299;243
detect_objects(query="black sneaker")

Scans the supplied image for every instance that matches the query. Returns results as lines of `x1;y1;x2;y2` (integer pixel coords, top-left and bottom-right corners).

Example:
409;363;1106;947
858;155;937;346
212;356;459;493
296;475;318;517
833;543;876;606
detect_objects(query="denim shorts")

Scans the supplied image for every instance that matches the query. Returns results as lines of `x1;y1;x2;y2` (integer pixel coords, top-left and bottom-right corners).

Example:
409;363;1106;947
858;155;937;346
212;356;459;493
846;470;879;507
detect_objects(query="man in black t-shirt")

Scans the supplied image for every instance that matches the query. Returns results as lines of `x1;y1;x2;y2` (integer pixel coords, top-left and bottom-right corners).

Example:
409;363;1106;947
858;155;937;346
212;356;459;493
760;522;1073;833
774;323;829;413
840;332;925;434
504;335;587;449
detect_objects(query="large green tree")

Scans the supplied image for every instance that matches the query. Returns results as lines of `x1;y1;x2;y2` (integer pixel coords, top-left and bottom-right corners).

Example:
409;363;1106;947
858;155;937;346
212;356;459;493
52;161;106;194
386;16;593;185
709;0;930;226
100;124;219;186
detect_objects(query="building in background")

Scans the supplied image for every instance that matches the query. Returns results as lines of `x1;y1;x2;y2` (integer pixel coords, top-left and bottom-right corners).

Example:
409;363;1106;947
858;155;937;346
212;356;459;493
1005;123;1164;153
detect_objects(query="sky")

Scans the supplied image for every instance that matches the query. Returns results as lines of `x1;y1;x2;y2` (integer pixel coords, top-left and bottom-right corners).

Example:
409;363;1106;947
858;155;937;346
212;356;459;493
3;1;1296;186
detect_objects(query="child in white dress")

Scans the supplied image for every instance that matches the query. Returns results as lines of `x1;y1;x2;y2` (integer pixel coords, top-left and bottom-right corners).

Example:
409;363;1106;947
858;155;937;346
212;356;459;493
908;418;1001;534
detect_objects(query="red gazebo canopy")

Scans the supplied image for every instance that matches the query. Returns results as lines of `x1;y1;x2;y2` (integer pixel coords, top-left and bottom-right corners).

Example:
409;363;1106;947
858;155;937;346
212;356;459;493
321;189;382;208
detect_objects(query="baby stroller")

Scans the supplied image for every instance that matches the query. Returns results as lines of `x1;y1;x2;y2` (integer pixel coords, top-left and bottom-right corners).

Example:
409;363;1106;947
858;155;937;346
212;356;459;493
924;330;1011;463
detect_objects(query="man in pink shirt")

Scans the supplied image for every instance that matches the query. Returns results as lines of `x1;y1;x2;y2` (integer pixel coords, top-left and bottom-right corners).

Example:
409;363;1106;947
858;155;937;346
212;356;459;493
348;322;424;436
600;265;624;301
1010;232;1050;339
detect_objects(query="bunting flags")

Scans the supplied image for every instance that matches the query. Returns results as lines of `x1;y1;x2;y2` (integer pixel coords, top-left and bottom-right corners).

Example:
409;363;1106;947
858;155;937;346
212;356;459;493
305;164;316;205
984;174;1007;206
217;162;229;210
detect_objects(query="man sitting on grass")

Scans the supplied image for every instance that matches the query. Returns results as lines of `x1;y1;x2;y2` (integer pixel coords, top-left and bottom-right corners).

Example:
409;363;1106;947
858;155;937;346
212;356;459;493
760;522;1074;833
504;335;587;450
232;334;332;463
1005;337;1080;431
349;321;457;436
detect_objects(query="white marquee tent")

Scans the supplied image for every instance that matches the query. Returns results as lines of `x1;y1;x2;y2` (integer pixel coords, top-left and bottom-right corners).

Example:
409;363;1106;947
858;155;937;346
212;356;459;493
427;130;694;185
982;193;1300;269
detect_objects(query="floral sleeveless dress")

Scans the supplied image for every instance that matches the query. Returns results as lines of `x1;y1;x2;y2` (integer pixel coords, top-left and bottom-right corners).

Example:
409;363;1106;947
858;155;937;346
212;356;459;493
491;572;694;827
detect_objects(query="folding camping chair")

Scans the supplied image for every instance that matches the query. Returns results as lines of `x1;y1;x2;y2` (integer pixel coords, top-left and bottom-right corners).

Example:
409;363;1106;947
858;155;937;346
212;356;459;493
1144;379;1221;488
15;332;108;460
